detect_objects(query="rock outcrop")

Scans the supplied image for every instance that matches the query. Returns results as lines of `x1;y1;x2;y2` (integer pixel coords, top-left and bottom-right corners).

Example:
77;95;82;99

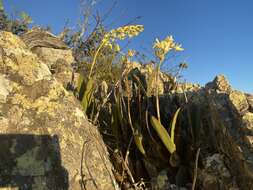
160;74;253;189
203;76;253;189
0;31;118;190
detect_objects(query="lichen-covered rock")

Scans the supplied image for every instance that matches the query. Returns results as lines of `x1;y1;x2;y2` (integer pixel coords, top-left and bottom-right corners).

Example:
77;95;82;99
49;58;75;89
32;47;74;67
0;31;118;190
21;29;77;90
21;29;74;67
242;112;253;130
0;74;11;103
0;32;51;86
171;83;201;94
205;75;231;93
246;94;253;112
229;90;249;115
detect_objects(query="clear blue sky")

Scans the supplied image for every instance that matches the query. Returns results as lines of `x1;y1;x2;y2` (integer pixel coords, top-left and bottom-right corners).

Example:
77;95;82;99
4;0;253;93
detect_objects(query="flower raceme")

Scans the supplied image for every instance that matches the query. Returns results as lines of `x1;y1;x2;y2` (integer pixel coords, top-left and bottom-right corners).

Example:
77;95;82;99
88;25;144;79
153;35;184;61
102;25;144;48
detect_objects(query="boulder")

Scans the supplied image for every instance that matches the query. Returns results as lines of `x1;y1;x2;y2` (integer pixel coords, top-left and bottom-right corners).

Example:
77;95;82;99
205;75;231;93
21;29;76;89
32;47;74;67
20;28;68;50
0;31;118;190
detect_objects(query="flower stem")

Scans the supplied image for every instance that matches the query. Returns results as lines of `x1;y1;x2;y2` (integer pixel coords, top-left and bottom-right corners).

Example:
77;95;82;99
156;62;162;122
88;41;105;79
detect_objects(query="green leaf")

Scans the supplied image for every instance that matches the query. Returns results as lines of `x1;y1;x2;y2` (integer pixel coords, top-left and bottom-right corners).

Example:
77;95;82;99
170;108;181;144
150;116;176;154
111;105;121;144
76;74;85;99
0;0;4;11
81;78;94;113
20;11;33;24
133;123;146;155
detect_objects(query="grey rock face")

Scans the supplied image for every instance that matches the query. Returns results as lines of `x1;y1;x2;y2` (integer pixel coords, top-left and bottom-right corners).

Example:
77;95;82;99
177;75;253;189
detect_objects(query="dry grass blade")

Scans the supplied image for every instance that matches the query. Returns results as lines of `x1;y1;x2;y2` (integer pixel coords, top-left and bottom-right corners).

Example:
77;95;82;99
192;148;200;190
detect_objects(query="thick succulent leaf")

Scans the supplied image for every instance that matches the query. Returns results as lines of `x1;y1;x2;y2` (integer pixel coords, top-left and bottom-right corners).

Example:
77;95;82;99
150;116;176;154
81;78;94;113
170;108;181;144
133;123;146;155
76;74;85;99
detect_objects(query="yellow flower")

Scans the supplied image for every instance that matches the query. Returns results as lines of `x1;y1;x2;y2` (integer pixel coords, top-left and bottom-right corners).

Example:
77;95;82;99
107;43;113;49
165;35;174;43
127;49;135;57
173;43;184;51
153;35;184;61
106;25;144;41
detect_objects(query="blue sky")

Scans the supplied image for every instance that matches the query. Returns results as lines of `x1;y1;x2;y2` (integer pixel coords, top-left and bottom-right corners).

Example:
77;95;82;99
4;0;253;93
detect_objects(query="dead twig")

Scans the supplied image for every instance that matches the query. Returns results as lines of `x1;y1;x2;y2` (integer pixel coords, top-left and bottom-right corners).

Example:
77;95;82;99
83;140;100;190
192;148;200;190
80;140;92;190
123;135;136;187
92;89;113;124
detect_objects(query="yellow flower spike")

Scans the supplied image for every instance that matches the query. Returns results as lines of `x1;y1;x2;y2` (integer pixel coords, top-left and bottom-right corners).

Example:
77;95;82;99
110;32;117;39
88;24;144;79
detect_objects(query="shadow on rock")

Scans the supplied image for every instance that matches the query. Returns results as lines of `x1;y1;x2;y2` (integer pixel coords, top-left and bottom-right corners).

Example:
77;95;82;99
0;134;69;190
